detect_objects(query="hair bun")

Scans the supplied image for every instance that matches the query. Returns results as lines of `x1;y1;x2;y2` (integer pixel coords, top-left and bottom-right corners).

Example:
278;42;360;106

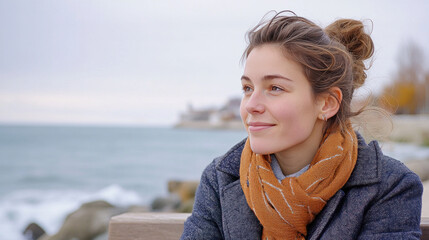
325;19;374;88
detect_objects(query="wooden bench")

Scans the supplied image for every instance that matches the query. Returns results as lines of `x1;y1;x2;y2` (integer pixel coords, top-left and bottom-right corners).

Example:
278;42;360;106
108;213;429;240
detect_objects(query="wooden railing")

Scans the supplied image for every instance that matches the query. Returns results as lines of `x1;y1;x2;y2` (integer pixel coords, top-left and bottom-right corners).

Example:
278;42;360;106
108;213;429;240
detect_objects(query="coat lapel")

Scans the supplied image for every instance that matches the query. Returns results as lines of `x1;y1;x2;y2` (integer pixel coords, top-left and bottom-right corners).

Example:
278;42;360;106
307;190;345;239
220;180;262;240
216;139;261;239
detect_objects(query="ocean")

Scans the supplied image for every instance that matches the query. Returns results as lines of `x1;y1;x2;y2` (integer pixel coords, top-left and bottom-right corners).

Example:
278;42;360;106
0;125;247;240
2;125;429;240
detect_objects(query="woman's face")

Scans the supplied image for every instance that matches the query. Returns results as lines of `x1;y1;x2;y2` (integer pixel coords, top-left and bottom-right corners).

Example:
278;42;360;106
240;44;323;156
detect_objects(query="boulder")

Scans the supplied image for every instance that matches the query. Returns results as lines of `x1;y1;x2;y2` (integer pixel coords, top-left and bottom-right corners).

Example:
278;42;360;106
23;222;45;240
150;195;181;212
126;205;149;213
167;180;199;203
38;200;125;240
176;198;195;213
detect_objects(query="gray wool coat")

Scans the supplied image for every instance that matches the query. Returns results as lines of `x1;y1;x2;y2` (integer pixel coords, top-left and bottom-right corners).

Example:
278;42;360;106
181;134;423;239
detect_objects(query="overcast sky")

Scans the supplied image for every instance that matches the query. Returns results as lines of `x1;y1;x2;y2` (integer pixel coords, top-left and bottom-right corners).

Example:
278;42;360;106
1;0;428;126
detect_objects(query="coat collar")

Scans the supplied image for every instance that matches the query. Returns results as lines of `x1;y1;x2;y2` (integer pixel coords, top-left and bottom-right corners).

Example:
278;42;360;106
215;138;246;178
216;133;383;187
344;133;382;187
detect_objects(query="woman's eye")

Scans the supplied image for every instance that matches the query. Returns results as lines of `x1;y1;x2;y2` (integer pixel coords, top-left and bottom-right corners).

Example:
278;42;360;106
242;86;253;93
271;86;283;91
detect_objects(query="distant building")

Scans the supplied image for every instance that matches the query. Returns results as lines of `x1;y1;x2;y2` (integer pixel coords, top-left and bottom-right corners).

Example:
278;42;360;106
218;98;241;121
176;97;243;129
179;104;216;122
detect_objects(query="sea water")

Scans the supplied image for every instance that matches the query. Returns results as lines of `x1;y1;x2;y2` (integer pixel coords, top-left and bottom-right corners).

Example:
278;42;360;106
0;125;247;240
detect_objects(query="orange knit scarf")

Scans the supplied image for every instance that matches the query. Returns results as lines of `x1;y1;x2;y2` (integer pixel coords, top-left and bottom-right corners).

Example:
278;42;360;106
240;125;358;239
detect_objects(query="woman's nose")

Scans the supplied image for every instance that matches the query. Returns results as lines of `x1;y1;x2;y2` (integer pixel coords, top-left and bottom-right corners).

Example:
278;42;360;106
245;91;265;114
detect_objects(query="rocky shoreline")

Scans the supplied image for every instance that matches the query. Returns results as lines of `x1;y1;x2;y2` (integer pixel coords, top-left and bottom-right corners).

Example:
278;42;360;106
23;180;198;240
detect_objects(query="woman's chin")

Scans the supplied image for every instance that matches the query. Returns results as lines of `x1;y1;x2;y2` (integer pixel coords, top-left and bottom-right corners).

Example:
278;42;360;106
249;141;274;155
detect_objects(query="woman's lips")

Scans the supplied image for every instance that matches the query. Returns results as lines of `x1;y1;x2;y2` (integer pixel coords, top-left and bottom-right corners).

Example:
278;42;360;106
247;122;275;132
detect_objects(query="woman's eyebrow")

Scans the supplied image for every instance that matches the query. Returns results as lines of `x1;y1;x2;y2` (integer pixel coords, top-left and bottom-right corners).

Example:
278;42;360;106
262;74;293;82
241;74;293;82
241;75;251;82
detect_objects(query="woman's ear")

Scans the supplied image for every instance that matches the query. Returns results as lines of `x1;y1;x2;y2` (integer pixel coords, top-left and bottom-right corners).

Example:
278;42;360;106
317;87;342;121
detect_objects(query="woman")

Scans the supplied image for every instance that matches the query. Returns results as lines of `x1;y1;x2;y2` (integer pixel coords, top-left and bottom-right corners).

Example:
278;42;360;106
181;11;422;239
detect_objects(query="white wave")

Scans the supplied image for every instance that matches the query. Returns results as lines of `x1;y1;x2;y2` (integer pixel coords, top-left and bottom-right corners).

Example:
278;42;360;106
0;184;143;240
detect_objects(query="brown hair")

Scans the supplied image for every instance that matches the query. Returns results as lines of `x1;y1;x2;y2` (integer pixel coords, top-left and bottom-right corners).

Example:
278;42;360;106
242;11;374;132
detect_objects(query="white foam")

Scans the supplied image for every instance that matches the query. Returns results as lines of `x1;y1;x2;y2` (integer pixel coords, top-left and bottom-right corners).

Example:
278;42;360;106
0;185;143;240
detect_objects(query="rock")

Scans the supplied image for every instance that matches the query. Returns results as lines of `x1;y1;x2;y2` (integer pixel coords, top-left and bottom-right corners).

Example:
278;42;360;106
23;200;151;240
37;200;126;240
93;231;108;240
127;205;149;213
23;222;46;240
177;198;195;213
149;180;199;213
148;180;200;213
167;180;199;203
150;195;181;212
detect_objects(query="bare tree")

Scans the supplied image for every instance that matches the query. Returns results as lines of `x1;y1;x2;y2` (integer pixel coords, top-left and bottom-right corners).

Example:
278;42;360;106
379;41;428;114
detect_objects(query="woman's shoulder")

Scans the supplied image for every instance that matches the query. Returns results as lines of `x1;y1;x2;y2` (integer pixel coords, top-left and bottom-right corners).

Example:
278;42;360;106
352;134;422;195
348;133;422;190
368;139;419;179
374;140;423;196
317;134;423;239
